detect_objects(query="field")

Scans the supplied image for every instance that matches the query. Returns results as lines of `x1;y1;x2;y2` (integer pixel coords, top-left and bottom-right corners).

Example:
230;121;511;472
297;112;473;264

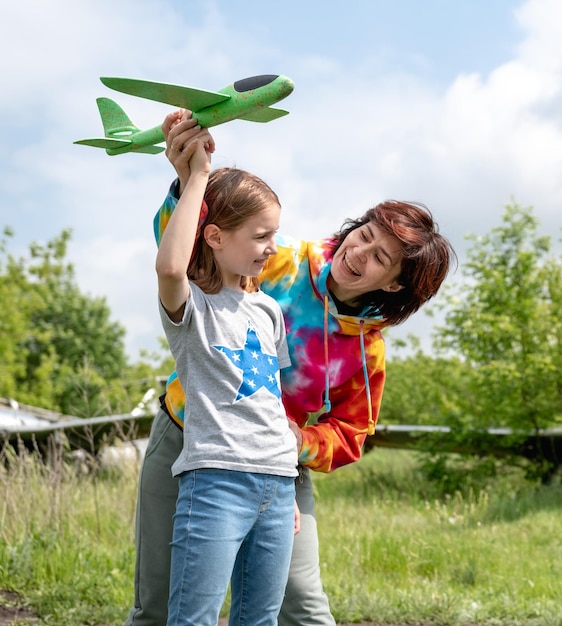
0;441;561;625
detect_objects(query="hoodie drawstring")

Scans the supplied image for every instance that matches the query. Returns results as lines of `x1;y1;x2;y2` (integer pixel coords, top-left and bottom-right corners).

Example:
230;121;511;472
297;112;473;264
323;296;375;436
360;320;375;435
323;295;332;413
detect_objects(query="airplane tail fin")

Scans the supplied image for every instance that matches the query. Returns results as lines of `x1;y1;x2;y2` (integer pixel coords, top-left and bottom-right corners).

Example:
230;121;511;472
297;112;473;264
96;97;140;139
74;98;165;155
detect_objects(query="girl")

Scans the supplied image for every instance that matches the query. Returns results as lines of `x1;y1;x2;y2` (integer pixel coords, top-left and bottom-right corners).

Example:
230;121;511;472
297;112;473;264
156;131;298;626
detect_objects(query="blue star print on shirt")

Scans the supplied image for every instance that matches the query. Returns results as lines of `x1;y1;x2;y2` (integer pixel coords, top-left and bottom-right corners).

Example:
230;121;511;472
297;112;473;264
213;320;281;401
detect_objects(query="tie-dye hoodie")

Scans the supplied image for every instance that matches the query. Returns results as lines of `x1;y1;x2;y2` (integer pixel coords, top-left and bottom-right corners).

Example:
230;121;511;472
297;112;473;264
154;182;386;473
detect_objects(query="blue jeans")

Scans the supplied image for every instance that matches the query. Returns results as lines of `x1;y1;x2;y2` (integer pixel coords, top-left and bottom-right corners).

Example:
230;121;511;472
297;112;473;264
167;469;296;626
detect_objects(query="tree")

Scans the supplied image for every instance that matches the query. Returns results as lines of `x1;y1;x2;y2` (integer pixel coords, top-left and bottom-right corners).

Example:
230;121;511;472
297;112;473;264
436;203;561;430
0;228;33;400
431;203;562;479
0;228;135;416
381;338;473;427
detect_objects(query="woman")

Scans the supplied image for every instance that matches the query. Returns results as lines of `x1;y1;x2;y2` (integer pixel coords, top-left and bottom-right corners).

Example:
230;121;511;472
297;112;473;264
124;112;456;626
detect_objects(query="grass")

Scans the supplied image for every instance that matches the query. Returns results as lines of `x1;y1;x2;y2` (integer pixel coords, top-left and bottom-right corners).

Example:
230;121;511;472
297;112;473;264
315;450;562;625
0;440;138;625
0;438;561;625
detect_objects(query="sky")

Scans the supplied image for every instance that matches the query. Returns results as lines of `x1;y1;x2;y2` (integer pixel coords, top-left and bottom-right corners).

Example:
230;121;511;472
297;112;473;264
1;0;561;362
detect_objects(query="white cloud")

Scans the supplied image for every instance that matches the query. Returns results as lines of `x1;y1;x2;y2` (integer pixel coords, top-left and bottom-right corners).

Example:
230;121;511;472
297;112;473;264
1;0;561;361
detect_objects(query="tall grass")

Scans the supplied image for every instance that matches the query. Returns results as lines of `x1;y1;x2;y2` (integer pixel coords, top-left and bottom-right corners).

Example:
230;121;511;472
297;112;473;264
1;438;561;625
0;439;138;625
315;450;562;625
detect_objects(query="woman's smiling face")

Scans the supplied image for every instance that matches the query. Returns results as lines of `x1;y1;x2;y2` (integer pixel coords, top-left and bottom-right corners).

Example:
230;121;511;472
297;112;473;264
329;221;405;305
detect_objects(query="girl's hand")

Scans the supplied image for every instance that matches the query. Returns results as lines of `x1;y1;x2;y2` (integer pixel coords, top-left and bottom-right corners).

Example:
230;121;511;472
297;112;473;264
294;500;301;535
188;136;214;176
162;110;215;194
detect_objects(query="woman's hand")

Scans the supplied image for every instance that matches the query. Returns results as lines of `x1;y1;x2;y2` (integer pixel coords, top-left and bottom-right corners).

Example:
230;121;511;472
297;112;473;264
288;419;303;453
162;109;215;194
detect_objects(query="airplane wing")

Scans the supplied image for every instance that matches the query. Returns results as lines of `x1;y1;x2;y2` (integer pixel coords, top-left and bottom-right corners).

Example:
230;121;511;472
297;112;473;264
74;137;131;149
100;77;231;109
74;137;165;154
1;384;166;453
238;107;290;123
1;399;155;452
365;424;562;467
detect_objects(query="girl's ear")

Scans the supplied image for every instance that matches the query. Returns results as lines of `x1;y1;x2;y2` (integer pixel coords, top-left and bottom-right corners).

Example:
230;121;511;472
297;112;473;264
204;224;222;249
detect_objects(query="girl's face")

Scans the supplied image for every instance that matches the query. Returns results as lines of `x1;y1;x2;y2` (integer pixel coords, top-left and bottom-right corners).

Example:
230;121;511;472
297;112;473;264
329;220;404;305
211;203;280;289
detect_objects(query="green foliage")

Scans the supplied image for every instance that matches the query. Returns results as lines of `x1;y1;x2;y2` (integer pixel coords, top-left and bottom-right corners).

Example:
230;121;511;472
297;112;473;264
0;227;167;417
382;340;474;426
435;203;562;432
381;204;562;484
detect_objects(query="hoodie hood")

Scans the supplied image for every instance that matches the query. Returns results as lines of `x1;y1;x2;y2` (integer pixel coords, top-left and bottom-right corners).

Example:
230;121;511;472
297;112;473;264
307;237;385;334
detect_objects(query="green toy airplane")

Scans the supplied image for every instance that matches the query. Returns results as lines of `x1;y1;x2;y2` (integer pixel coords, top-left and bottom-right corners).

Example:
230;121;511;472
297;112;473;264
74;74;294;156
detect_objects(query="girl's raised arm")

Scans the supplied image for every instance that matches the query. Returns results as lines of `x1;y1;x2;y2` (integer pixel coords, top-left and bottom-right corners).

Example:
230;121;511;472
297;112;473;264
156;135;214;321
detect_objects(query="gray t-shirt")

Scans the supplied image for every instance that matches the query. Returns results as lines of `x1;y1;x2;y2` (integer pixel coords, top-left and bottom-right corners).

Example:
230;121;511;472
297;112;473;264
159;283;298;478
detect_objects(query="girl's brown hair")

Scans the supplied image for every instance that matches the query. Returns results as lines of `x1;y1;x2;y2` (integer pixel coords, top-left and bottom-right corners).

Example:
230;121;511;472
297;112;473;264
188;167;280;294
333;200;456;326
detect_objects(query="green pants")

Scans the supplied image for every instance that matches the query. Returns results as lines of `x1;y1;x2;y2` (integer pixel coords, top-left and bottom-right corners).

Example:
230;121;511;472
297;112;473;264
124;409;336;626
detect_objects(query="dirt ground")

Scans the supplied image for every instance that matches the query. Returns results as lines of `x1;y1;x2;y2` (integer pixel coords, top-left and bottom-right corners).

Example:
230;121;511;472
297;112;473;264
0;590;38;624
0;598;384;625
0;594;393;625
0;589;483;626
